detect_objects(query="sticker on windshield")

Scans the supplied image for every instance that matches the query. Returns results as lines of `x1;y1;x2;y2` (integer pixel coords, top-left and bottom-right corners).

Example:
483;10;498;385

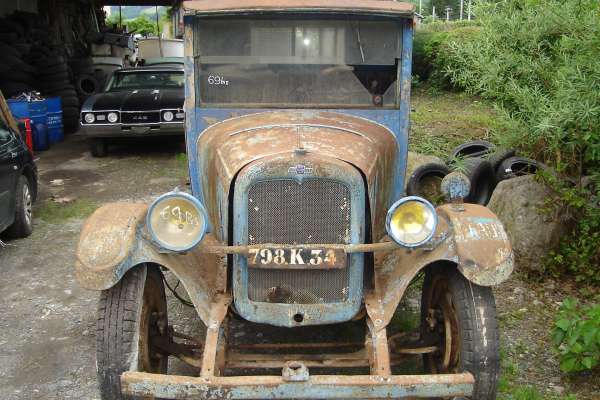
208;75;229;86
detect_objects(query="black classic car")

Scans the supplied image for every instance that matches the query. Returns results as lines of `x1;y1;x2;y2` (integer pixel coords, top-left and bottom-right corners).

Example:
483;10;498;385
80;65;185;157
0;107;37;239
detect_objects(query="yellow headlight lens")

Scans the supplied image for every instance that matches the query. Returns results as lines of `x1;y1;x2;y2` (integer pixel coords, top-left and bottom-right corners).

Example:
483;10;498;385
147;192;207;251
386;197;437;247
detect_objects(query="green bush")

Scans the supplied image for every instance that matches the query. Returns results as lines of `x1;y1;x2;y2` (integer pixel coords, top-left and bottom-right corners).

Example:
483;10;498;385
553;298;600;373
416;0;600;283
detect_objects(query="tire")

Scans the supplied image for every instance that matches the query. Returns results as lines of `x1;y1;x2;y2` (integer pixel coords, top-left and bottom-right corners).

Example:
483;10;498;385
76;75;99;96
421;266;500;400
90;138;108;157
96;265;168;400
3;175;33;239
461;158;496;205
449;140;496;163
406;162;450;204
487;149;516;173
61;95;80;108
496;156;540;182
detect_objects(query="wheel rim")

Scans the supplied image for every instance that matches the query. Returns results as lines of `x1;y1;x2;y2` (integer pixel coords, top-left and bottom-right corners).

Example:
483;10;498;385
138;271;168;373
23;183;32;225
424;275;461;373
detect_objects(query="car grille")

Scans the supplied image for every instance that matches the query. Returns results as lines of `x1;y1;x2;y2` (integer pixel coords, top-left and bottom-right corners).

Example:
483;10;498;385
121;111;160;124
247;179;351;304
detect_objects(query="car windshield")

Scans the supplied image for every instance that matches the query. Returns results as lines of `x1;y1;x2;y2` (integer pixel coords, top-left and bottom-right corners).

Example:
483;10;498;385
195;17;401;108
106;71;184;91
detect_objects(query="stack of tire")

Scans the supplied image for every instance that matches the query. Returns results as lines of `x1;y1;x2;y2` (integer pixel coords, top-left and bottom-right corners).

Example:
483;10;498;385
0;17;37;97
407;140;540;206
69;57;102;106
32;51;80;133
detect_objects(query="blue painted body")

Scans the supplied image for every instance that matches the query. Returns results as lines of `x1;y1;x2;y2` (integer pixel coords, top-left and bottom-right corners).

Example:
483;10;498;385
184;16;414;226
183;14;415;326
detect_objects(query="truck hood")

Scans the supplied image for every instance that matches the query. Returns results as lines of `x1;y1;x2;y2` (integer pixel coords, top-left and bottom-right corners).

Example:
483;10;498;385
197;110;399;241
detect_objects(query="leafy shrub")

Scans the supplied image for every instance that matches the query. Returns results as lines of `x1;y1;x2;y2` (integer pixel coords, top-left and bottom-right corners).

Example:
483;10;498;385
417;0;600;282
553;298;600;372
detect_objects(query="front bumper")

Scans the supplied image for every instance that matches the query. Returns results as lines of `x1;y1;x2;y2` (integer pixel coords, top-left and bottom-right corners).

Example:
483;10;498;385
122;371;474;399
79;122;183;137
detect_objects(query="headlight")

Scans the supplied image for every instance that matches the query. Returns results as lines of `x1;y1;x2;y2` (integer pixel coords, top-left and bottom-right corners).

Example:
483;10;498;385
107;112;119;123
147;191;208;252
163;111;174;122
386;196;437;247
84;113;95;123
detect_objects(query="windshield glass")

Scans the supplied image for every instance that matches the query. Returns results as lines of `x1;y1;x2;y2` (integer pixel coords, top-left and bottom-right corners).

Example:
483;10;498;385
106;71;184;91
195;18;401;108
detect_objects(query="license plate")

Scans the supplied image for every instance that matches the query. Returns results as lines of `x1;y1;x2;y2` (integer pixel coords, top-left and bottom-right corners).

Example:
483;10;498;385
247;247;346;269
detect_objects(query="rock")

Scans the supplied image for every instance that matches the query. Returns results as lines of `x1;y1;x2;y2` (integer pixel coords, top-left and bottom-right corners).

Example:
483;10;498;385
488;175;572;273
405;151;445;186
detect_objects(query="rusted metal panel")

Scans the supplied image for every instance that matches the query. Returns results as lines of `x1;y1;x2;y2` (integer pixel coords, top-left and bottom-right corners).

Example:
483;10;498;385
121;371;474;399
438;203;514;286
74;202;226;325
183;0;415;16
197;111;398;241
367;204;513;331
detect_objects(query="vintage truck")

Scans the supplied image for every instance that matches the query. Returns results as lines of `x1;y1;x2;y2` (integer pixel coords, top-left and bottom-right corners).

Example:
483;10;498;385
75;1;513;399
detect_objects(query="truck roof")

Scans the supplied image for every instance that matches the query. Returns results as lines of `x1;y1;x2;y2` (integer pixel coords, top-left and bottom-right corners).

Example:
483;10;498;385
183;0;415;17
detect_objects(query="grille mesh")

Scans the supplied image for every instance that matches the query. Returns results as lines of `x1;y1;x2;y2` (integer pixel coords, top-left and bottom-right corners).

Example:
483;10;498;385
247;179;351;304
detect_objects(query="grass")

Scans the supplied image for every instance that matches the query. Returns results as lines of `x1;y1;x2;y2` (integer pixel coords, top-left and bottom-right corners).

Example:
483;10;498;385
409;86;510;158
35;199;98;223
498;346;577;400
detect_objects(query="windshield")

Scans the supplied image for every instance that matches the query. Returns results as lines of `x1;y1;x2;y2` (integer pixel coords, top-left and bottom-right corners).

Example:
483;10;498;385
106;71;184;91
195;18;401;108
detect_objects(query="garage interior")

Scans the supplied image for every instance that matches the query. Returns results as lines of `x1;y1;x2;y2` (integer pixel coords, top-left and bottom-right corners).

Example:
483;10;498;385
0;0;180;135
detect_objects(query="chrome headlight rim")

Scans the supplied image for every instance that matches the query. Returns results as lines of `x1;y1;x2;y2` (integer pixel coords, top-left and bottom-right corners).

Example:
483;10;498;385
146;191;209;252
163;110;174;122
107;112;119;123
84;113;95;124
385;196;438;248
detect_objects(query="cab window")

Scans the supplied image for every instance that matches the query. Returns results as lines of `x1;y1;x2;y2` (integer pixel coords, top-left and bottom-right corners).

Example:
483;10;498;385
194;17;401;108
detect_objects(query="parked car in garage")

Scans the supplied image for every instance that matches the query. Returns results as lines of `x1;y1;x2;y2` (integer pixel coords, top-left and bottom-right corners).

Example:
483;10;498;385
80;65;185;157
0;111;37;239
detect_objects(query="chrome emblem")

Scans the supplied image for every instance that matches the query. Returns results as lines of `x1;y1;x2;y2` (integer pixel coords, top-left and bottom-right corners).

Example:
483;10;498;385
288;164;313;175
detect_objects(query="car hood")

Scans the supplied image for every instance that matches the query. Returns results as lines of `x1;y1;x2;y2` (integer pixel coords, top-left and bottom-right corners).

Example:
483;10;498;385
86;88;183;111
197;110;399;240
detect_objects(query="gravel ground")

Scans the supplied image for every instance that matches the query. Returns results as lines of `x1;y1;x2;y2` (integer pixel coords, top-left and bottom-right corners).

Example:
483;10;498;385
0;133;597;399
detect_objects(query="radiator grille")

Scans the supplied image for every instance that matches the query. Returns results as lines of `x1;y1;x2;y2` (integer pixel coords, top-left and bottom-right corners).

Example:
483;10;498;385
247;179;351;304
121;111;160;124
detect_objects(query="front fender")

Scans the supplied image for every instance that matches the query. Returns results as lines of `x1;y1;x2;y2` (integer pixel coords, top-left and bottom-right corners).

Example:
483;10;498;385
367;203;513;331
75;203;226;325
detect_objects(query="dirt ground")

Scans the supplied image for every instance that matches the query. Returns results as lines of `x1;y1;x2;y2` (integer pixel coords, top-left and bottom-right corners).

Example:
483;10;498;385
0;108;598;399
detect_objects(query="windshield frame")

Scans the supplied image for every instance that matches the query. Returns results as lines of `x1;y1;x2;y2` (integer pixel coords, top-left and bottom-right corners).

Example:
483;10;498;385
104;70;185;92
192;15;403;109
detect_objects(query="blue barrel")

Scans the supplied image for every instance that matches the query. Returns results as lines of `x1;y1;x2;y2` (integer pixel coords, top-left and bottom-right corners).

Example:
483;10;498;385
28;99;47;126
32;122;49;151
7;99;30;119
46;97;64;144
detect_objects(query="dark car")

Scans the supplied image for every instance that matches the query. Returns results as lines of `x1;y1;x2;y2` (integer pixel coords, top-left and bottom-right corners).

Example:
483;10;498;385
80;65;185;157
0;113;37;239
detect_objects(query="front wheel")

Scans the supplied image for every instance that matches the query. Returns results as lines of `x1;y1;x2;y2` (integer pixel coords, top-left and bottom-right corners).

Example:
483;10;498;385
90;138;107;157
96;264;168;400
421;266;500;400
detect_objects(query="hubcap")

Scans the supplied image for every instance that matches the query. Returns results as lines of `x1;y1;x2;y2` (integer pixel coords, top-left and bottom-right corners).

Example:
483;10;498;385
23;183;32;225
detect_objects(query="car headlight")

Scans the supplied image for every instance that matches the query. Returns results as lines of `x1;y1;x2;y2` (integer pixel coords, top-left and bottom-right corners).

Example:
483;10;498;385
163;111;174;122
84;113;95;123
147;191;208;252
107;112;119;123
386;196;438;247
